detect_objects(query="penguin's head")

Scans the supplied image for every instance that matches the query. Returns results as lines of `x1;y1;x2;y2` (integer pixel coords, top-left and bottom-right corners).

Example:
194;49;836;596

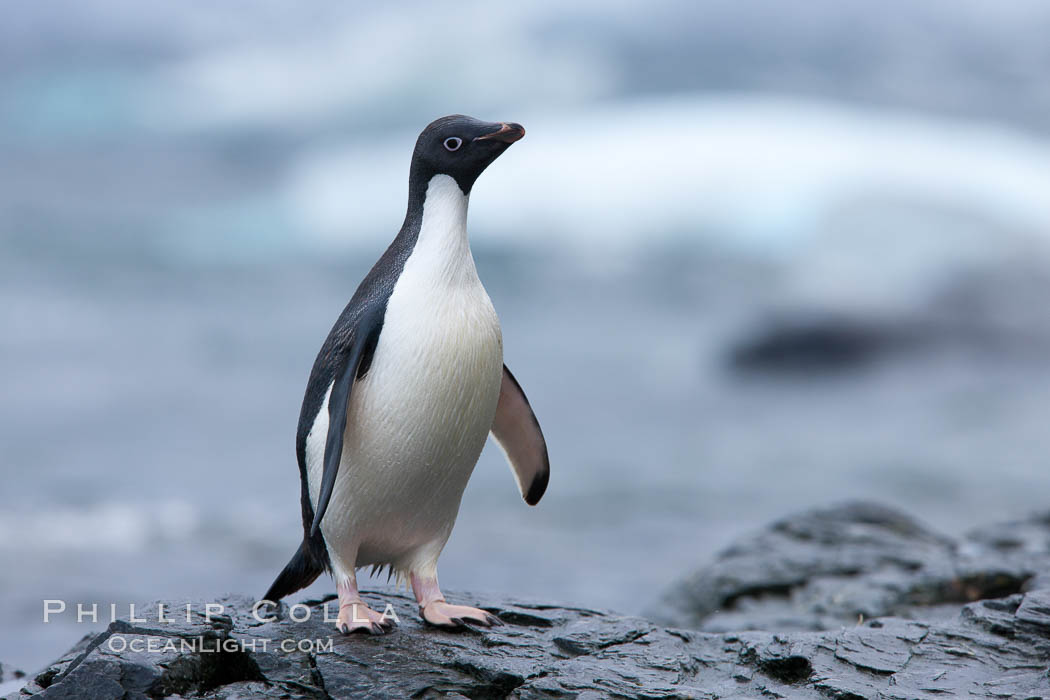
411;115;525;194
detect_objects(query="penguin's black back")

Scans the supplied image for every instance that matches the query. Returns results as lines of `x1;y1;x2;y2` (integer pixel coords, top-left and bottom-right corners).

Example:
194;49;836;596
291;175;430;574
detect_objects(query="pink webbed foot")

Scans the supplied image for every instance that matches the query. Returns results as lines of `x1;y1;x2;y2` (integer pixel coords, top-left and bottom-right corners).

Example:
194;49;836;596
411;571;503;629
420;600;503;628
335;577;395;635
336;601;395;635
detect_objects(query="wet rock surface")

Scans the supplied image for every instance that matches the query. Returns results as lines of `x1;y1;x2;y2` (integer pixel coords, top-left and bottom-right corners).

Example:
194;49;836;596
12;502;1050;699
653;501;1050;633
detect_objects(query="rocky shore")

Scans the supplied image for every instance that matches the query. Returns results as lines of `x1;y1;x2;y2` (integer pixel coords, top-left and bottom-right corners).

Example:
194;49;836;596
10;502;1050;699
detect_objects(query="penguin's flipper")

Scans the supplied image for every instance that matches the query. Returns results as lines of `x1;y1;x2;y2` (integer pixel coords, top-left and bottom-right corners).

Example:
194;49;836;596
311;308;384;537
491;364;549;505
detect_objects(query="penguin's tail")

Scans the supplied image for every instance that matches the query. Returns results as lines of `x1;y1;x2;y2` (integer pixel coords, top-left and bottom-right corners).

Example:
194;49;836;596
262;542;324;604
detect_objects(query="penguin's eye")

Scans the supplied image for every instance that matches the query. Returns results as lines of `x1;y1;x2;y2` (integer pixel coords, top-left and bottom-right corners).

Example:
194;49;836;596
443;137;463;152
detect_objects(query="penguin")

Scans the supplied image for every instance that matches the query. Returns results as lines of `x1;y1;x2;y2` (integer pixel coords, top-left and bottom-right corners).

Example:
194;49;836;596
263;115;549;633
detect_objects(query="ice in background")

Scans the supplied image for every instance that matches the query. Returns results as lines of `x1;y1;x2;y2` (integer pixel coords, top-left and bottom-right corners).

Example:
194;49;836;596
3;0;1050;673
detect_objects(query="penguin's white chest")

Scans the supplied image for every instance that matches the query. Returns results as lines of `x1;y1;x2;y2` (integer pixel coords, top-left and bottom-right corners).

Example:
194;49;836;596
305;175;503;574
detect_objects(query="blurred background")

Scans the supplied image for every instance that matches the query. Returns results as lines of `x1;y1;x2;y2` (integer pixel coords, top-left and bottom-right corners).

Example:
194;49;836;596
4;0;1050;674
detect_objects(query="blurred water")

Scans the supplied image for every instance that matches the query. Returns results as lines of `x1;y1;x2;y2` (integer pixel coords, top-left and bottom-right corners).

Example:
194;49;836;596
4;0;1050;675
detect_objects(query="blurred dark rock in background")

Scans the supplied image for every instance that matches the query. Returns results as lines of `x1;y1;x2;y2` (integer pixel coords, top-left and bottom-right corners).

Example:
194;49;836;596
729;262;1050;374
729;314;916;372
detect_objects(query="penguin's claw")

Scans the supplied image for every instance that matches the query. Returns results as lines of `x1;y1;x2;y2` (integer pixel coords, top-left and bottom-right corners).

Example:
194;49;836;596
336;619;380;635
421;601;501;628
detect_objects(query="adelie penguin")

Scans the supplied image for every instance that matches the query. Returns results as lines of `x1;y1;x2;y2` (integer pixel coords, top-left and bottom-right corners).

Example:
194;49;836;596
263;116;549;633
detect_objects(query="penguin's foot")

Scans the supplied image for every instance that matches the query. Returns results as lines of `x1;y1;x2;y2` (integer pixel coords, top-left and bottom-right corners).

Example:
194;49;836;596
336;601;395;635
336;576;395;635
420;600;503;628
410;570;503;629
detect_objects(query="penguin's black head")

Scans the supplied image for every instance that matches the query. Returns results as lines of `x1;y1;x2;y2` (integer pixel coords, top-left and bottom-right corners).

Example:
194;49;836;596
410;115;525;195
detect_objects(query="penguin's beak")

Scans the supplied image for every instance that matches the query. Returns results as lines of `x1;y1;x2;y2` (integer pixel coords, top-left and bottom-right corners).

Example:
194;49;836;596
475;122;525;144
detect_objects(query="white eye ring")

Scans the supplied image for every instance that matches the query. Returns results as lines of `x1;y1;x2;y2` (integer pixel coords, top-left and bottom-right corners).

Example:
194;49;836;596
443;137;463;152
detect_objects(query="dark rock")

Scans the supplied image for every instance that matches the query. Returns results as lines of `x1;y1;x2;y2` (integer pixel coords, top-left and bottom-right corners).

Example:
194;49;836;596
728;282;1050;375
728;313;916;373
13;502;1050;699
653;501;1050;633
